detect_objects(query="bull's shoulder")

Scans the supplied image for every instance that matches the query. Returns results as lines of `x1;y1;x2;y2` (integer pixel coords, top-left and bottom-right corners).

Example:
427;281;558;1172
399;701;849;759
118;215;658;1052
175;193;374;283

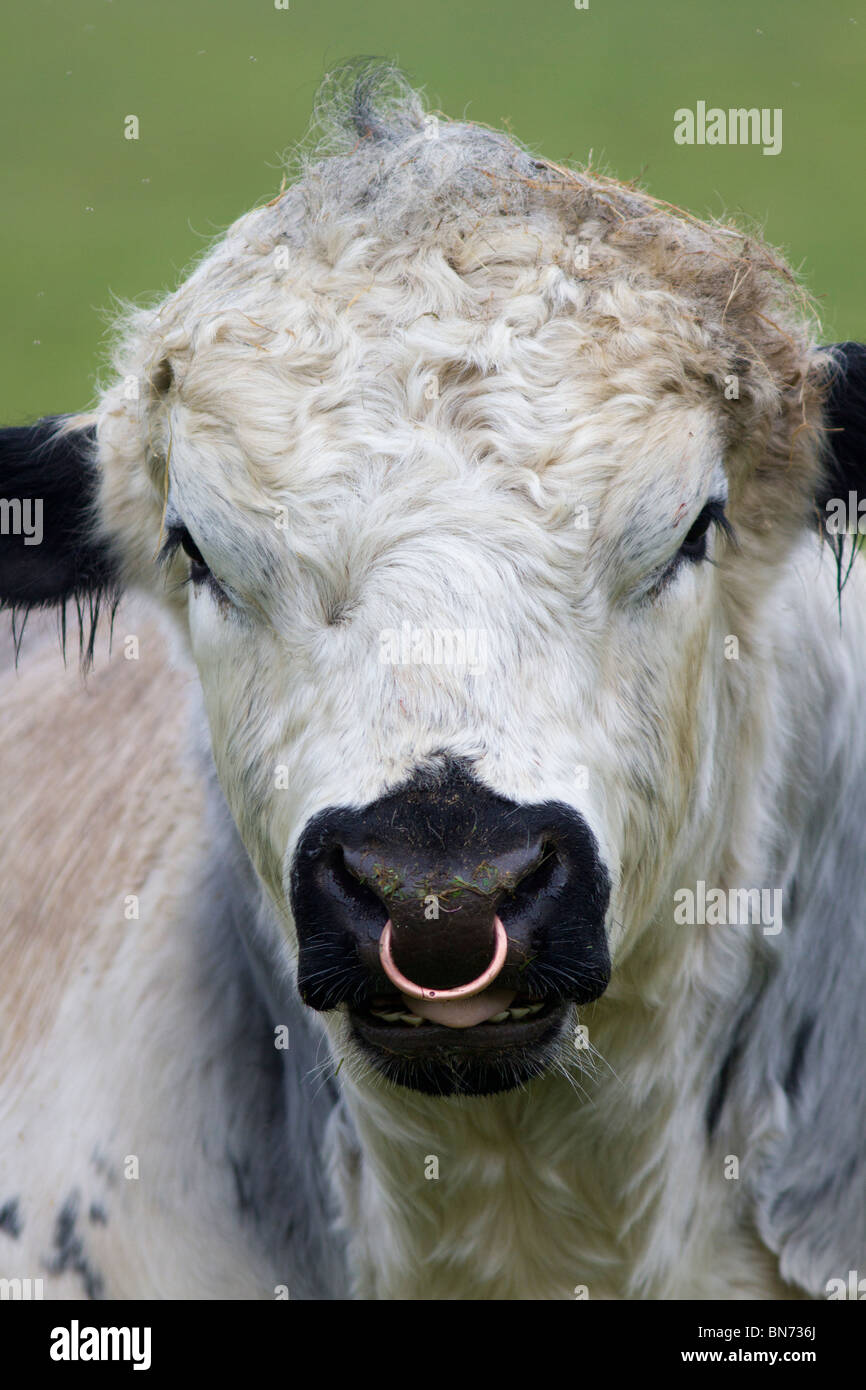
0;609;259;1297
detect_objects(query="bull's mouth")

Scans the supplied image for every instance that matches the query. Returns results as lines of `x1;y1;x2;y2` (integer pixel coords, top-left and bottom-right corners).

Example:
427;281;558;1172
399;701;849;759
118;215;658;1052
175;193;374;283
348;989;571;1095
365;991;549;1028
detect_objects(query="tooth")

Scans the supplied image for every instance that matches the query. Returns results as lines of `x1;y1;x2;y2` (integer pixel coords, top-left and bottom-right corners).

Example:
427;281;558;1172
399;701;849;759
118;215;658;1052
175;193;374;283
509;1007;532;1019
397;1014;425;1027
372;1011;405;1022
524;1003;544;1014
487;1011;512;1023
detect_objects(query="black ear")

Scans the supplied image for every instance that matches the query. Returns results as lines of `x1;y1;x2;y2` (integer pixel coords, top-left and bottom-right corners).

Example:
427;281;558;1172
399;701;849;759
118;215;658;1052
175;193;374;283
0;417;119;610
816;342;866;513
0;417;121;661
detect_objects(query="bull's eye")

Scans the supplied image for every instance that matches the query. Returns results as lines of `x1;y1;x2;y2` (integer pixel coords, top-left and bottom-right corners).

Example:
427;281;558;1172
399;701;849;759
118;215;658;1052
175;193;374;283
179;528;209;576
158;522;222;595
646;496;734;599
677;498;730;564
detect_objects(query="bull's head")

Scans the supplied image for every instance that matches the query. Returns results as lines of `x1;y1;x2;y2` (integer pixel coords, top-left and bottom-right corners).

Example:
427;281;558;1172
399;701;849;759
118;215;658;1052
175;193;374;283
2;67;865;1097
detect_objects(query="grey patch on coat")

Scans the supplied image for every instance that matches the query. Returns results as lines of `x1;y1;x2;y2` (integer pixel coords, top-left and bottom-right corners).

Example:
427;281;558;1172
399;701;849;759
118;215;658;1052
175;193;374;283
44;1191;104;1300
725;705;866;1295
0;1199;22;1240
186;750;350;1299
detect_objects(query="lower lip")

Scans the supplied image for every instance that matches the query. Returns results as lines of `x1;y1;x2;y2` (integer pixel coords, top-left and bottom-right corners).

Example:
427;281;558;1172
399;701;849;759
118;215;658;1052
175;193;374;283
349;999;568;1055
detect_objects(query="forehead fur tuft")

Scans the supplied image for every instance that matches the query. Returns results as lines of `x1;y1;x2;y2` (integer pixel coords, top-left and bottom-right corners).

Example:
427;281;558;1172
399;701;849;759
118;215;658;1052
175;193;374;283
290;60;814;344
110;60;819;385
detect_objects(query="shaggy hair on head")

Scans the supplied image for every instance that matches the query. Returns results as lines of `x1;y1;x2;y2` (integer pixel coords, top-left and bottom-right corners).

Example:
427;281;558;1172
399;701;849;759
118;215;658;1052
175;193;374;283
100;58;826;608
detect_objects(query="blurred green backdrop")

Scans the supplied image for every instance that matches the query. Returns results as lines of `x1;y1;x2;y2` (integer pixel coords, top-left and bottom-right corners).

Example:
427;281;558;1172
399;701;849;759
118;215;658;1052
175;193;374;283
2;0;863;421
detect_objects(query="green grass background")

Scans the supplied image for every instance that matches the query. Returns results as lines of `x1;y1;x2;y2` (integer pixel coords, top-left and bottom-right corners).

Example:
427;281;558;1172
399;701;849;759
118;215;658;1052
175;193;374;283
1;0;863;421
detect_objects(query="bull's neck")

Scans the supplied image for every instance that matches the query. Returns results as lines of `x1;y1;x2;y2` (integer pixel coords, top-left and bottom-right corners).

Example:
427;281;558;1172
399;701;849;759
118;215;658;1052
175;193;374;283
334;918;754;1299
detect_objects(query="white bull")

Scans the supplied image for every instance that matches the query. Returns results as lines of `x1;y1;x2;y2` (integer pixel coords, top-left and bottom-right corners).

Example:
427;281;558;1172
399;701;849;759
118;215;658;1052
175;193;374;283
1;63;865;1300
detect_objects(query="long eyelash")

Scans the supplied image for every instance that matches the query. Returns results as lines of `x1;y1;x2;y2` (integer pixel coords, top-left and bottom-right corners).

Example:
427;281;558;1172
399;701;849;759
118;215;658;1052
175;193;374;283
156;522;187;570
704;500;737;548
680;499;736;558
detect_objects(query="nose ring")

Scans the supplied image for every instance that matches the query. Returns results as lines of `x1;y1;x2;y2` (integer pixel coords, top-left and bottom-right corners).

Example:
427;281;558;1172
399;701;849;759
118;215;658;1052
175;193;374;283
378;916;508;1000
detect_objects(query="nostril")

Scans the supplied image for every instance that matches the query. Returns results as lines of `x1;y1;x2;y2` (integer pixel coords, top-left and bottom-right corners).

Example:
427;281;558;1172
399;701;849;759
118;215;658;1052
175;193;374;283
319;846;388;924
503;841;563;919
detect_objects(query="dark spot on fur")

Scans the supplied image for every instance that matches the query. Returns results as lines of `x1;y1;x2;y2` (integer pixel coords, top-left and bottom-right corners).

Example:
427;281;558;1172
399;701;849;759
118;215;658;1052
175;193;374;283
784;877;800;922
229;1154;261;1222
326;57;416;145
88;1203;108;1226
706;1001;759;1138
90;1149;119;1188
706;1041;738;1138
149;357;173;396
705;975;773;1141
323;589;356;626
783;1017;815;1103
45;1192;104;1299
0;1199;22;1239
